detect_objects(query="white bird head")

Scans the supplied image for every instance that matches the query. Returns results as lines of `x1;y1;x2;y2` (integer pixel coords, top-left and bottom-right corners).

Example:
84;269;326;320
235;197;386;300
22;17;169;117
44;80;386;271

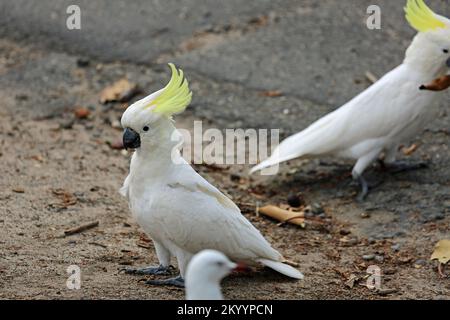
185;250;246;300
121;63;192;151
404;0;450;75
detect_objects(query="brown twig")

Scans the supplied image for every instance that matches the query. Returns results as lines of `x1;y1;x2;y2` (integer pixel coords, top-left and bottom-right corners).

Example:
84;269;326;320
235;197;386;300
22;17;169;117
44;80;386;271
88;242;107;248
365;71;378;84
64;221;99;236
277;214;306;227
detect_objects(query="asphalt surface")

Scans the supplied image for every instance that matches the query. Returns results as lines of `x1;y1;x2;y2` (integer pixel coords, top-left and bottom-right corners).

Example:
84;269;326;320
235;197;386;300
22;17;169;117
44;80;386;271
1;0;449;124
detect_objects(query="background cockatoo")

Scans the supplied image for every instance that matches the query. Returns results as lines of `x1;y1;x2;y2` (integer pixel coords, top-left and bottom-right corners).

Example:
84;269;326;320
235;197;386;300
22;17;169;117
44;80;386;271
251;0;450;200
120;63;303;286
185;250;246;300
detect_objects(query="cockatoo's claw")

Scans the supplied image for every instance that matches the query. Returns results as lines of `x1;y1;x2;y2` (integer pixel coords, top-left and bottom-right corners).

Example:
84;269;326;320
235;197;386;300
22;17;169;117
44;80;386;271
437;263;447;278
356;175;369;202
387;160;428;174
145;275;185;288
120;265;172;276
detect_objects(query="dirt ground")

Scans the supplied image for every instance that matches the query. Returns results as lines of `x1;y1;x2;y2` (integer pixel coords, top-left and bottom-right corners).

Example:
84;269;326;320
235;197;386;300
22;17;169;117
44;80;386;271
0;38;449;300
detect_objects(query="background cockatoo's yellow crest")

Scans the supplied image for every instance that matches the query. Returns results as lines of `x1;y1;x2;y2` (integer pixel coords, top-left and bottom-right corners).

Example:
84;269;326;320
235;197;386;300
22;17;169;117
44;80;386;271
145;63;192;117
404;0;446;32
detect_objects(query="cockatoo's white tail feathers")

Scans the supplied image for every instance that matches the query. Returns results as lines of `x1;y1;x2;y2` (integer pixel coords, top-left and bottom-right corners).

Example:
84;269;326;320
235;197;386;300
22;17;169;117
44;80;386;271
249;156;284;174
250;111;340;174
258;259;304;279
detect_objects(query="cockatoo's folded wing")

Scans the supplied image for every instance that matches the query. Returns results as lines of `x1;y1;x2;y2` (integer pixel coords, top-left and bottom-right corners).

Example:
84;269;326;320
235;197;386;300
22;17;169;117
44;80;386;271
156;170;283;263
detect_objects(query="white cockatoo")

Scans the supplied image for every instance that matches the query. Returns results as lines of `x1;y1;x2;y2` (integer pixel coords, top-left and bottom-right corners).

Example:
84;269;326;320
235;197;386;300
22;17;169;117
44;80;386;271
120;63;303;286
185;250;246;300
251;0;450;200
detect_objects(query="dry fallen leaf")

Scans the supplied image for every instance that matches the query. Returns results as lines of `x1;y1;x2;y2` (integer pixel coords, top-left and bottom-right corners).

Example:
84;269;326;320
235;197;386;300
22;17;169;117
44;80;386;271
51;188;77;207
420;75;450;92
431;239;450;264
248;15;269;27
402;144;418;156
258;205;305;227
30;155;45;163
74;107;91;119
345;274;358;288
99;78;139;104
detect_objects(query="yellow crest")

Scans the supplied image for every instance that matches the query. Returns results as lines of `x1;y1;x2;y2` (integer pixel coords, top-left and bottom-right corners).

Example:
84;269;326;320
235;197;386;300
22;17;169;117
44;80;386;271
145;63;192;116
404;0;446;32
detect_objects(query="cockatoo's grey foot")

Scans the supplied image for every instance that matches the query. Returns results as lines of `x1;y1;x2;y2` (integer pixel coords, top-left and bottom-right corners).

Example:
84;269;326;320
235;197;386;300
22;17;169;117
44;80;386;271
385;160;428;174
121;265;173;276
355;175;369;202
145;275;184;287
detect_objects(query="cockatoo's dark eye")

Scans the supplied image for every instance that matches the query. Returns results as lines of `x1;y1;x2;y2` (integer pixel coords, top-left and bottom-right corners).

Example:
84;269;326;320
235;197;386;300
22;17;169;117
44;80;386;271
216;261;224;267
143;126;149;132
443;49;449;54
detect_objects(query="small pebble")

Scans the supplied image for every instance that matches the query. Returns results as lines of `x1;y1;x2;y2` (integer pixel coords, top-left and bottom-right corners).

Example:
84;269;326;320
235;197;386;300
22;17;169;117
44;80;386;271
230;174;241;182
287;193;303;208
391;244;401;252
109;139;124;150
111;119;122;129
377;288;398;296
384;268;397;275
59;119;74;129
362;254;375;261
76;58;90;67
15;93;28;101
311;202;324;215
374;255;384;263
414;259;427;266
421;212;445;223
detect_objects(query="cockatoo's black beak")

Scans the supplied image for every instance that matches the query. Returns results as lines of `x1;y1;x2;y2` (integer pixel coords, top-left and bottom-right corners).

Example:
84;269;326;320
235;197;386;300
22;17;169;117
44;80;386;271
446;57;450;68
123;128;140;149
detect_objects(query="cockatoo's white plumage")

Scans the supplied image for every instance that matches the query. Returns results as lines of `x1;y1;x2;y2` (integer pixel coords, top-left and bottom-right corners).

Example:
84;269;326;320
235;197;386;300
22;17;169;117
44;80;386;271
120;64;303;283
250;0;450;197
185;250;236;300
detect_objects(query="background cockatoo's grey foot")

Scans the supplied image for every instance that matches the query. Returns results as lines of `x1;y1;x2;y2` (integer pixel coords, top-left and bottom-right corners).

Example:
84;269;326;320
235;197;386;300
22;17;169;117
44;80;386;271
145;275;184;287
385;160;428;174
354;174;369;202
121;265;173;276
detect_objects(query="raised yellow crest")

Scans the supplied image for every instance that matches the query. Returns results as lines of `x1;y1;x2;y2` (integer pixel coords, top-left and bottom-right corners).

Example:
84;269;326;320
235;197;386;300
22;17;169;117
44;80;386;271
405;0;446;32
145;63;192;116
